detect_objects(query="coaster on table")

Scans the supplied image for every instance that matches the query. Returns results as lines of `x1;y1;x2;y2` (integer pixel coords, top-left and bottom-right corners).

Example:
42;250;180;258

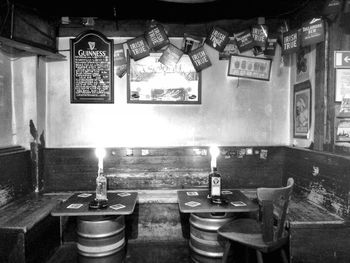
67;203;83;209
110;204;126;210
186;192;199;196
230;201;247;207
77;193;92;198
117;192;131;197
185;201;201;207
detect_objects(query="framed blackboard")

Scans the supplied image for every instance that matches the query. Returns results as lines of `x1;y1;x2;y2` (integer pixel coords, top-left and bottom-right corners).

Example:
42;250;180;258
71;30;114;103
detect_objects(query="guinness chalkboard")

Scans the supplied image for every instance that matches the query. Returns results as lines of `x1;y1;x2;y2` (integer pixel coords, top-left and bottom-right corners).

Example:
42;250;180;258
71;30;114;103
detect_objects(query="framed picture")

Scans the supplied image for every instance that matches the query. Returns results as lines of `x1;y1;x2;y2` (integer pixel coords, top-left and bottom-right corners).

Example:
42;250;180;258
335;69;350;102
336;118;350;142
228;55;272;81
296;46;310;83
127;52;201;104
293;80;311;138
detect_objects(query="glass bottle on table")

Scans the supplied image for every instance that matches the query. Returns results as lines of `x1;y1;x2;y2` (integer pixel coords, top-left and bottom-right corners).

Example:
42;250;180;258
209;167;221;202
96;168;107;201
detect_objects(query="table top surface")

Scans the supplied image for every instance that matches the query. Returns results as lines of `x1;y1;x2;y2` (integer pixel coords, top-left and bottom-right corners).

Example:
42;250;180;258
177;189;258;213
51;192;138;216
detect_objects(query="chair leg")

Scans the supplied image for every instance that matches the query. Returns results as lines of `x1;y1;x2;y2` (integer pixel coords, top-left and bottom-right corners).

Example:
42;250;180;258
280;248;288;263
222;241;231;263
256;250;264;263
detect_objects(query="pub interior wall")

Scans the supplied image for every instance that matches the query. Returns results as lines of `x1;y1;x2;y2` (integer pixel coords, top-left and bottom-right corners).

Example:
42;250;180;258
45;37;291;148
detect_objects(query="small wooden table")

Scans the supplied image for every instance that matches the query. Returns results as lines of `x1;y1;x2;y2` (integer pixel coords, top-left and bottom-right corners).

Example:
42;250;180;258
177;189;258;263
177;189;258;214
51;191;138;216
51;191;138;261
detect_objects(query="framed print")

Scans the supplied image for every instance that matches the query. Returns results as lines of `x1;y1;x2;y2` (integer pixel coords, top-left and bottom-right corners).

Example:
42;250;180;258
293;80;311;138
336;118;350;142
335;69;350;102
296;46;310;83
228;55;272;81
127;52;201;104
71;30;114;104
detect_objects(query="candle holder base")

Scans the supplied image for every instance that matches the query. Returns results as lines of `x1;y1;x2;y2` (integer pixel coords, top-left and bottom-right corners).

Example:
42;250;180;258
89;199;108;209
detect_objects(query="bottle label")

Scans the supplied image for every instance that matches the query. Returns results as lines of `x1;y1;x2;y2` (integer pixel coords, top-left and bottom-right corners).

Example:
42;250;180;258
211;177;221;196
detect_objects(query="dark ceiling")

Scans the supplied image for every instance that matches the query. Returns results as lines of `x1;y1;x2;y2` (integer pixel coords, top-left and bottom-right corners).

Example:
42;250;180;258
11;0;313;23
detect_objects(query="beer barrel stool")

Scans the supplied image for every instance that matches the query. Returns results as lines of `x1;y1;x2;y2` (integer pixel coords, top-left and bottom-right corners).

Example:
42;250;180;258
189;213;235;263
77;215;126;263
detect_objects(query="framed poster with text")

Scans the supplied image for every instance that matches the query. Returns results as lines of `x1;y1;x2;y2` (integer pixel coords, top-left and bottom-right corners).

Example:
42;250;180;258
228;55;271;81
71;30;114;103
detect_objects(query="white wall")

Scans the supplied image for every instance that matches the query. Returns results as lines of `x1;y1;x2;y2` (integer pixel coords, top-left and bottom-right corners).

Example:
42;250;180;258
43;37;291;148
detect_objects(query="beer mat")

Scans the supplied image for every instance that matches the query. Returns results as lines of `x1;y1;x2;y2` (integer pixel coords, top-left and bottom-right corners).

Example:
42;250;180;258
77;193;92;198
117;192;131;197
110;204;126;210
230;201;247;207
186;191;199;196
221;190;233;195
67;204;83;209
185;201;201;207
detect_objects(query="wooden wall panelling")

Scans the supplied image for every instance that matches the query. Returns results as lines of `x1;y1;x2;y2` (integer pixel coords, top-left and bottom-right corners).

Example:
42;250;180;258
284;147;350;218
43;147;286;193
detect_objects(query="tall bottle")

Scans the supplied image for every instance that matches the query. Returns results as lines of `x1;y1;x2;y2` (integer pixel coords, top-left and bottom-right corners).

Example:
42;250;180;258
209;167;221;201
96;168;107;200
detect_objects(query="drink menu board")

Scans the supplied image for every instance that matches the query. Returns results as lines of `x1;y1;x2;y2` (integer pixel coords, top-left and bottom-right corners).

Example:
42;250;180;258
71;30;114;103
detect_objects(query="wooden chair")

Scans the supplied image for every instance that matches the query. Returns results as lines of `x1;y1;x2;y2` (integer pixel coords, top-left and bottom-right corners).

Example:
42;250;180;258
217;178;294;263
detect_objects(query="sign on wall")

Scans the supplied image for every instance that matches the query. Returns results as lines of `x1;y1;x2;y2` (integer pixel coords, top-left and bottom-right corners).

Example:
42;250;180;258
334;51;350;68
70;30;114;104
301;18;324;47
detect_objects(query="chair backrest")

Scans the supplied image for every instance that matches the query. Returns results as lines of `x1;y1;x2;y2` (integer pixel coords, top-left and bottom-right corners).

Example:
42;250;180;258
257;178;294;242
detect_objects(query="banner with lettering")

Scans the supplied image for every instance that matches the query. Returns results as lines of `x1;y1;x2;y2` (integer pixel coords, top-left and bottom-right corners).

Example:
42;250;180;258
188;46;211;72
205;26;230;52
127;36;150;61
234;30;255;53
282;29;300;55
145;24;169;51
301;18;324;47
114;43;127;78
159;44;184;68
251;25;268;47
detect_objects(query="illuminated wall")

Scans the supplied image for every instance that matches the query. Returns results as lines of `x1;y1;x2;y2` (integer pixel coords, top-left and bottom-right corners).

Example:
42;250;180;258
45;37;291;147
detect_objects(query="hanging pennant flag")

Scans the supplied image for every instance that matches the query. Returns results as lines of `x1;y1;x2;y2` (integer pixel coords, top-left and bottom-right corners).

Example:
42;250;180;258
188;46;211;72
114;43;127;78
234;30;255;53
251;25;268;48
282;29;300;55
264;36;278;57
323;0;343;22
205;26;230;52
301;18;325;47
182;33;204;54
219;38;240;60
127;36;150;61
145;24;169;51
159;44;184;68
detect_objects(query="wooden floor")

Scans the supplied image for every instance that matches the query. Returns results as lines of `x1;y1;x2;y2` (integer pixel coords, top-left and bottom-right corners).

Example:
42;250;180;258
47;241;192;263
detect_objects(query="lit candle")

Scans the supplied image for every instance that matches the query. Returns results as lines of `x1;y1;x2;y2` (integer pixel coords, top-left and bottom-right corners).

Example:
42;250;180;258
95;147;106;170
209;145;220;171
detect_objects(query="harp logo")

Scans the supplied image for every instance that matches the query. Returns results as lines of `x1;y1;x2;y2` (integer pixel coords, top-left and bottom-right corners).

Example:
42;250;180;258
88;42;96;50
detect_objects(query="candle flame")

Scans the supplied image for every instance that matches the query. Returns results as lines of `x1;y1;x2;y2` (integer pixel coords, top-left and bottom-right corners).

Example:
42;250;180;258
95;147;106;159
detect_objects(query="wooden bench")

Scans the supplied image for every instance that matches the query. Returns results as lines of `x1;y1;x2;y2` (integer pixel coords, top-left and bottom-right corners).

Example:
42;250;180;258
287;195;350;263
0;193;70;263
